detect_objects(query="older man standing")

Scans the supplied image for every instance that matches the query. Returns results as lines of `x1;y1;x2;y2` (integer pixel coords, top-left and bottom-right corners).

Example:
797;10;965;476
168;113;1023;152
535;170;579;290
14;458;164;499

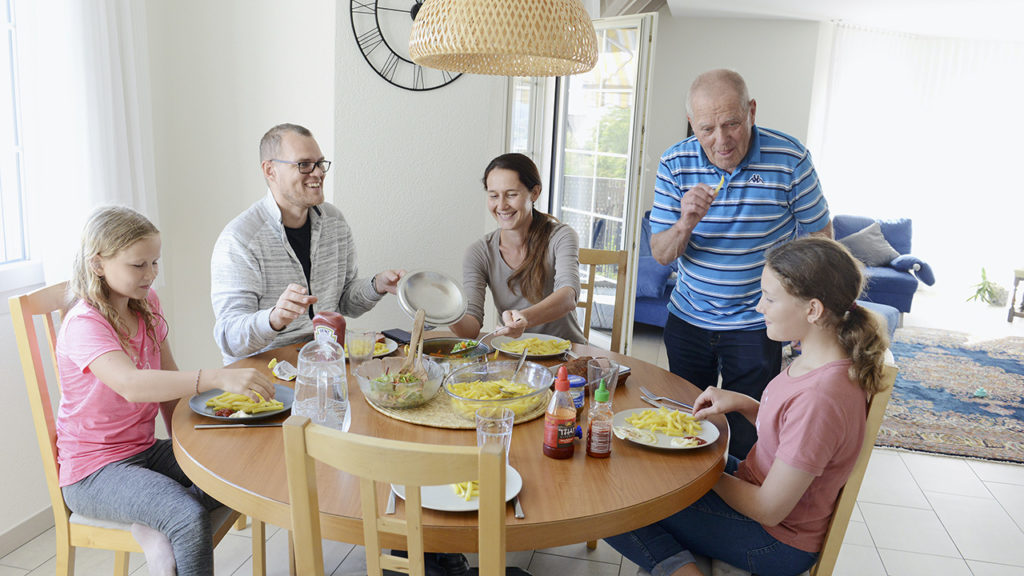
650;69;832;459
211;123;404;365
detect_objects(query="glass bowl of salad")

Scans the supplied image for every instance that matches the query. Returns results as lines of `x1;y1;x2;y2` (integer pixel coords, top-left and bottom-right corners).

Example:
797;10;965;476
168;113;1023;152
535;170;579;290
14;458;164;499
354;356;445;409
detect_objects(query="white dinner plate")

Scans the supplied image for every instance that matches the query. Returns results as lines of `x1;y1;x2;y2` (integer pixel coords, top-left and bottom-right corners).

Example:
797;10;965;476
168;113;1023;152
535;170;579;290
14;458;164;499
391;466;523;512
189;384;294;422
492;333;572;359
343;337;398;361
611;407;719;450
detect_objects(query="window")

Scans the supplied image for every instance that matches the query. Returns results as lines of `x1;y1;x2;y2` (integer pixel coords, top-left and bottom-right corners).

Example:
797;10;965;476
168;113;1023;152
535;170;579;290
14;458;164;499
0;0;25;267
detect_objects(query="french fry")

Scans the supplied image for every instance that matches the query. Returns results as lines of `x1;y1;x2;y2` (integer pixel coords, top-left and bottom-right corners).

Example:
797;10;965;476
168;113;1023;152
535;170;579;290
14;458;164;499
205;391;284;415
498;337;571;356
625;407;702;437
452;480;479;501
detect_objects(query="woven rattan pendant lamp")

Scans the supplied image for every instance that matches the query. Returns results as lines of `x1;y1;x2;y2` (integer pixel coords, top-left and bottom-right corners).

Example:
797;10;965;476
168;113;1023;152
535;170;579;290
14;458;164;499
409;0;598;77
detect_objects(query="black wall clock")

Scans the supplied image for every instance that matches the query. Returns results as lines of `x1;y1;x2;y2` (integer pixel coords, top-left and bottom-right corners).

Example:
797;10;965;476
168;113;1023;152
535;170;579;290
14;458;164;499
350;0;461;91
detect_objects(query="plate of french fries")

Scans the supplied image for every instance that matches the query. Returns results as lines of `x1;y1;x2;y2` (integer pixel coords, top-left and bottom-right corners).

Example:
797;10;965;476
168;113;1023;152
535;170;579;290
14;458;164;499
611;407;719;450
189;384;294;422
390;465;522;512
492;333;573;359
343;336;398;361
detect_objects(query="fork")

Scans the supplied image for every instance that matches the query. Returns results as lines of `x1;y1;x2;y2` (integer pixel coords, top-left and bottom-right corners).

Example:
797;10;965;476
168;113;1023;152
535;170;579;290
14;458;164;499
385;487;396;515
639;386;695;411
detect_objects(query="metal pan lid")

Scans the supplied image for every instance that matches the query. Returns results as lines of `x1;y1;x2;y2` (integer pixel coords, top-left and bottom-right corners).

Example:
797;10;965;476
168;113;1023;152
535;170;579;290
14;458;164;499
396;270;467;326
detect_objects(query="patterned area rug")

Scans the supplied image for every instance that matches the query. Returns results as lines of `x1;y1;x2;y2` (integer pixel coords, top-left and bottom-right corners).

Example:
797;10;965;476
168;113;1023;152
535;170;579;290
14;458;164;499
877;327;1024;464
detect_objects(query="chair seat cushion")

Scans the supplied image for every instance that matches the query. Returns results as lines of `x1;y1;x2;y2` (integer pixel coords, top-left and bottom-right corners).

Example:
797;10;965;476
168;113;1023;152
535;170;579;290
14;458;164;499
636;255;674;299
69;505;236;532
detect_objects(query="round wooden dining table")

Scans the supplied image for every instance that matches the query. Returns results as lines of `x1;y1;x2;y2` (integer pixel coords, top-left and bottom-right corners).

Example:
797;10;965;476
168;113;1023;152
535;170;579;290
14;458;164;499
172;339;728;552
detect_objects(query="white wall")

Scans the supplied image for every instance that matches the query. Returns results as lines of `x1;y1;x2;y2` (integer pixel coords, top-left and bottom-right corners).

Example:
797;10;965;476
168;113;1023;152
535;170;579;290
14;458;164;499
331;11;507;334
639;9;820;211
145;0;338;370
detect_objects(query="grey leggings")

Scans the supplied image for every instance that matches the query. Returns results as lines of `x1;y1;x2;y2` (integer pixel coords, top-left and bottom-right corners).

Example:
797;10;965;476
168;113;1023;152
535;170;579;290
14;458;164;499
62;439;220;576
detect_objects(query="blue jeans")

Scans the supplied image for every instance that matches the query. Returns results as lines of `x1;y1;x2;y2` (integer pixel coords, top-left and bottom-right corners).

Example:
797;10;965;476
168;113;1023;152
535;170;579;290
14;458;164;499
662;314;781;459
605;458;817;576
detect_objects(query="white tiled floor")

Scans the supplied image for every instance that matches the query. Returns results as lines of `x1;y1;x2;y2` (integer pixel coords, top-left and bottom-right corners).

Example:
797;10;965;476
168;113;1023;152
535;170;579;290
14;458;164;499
4;288;1023;575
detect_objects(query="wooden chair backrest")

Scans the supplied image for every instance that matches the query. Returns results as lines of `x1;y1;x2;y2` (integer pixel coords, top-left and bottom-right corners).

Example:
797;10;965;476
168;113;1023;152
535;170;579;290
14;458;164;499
577;248;629;354
9;282;72;527
283;415;507;576
810;363;898;576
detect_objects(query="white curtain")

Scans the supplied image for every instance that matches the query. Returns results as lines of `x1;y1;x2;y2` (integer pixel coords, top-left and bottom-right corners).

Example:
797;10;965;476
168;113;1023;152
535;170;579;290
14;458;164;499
17;0;158;283
807;22;1024;295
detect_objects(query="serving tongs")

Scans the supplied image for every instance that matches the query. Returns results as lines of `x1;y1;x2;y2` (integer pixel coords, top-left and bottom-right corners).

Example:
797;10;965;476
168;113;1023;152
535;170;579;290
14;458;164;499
398;309;427;382
449;326;499;357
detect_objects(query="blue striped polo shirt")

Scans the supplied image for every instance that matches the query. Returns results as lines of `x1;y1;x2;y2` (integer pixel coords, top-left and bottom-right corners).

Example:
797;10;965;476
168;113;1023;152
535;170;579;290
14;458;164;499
650;126;830;331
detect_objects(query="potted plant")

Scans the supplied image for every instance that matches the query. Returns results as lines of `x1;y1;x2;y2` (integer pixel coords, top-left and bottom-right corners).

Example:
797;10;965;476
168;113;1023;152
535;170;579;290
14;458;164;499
967;267;1008;306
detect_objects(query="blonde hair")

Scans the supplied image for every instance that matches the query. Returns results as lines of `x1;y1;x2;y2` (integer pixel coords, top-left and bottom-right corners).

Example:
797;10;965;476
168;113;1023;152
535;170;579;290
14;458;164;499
764;237;890;395
69;206;163;359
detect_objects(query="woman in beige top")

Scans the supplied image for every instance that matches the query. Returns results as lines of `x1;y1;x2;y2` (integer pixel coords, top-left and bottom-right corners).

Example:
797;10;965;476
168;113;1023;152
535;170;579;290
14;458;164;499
451;153;586;344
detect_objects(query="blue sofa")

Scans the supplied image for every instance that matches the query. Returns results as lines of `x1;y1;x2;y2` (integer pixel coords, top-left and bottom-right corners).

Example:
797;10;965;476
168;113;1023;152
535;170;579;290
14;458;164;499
833;215;935;314
633;211;676;328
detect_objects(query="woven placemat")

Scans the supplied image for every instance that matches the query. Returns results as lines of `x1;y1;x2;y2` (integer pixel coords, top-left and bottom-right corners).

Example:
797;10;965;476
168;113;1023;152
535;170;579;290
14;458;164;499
363;390;551;429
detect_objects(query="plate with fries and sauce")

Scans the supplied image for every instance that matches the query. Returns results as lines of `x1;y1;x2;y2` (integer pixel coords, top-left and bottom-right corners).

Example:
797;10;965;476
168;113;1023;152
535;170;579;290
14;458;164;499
612;407;719;450
491;333;573;359
390;465;523;512
189;384;294;422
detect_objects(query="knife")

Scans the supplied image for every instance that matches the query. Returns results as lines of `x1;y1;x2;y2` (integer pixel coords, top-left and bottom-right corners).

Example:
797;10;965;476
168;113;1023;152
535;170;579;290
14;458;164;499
513;495;524;519
641;397;690;413
386;487;397;515
194;423;283;429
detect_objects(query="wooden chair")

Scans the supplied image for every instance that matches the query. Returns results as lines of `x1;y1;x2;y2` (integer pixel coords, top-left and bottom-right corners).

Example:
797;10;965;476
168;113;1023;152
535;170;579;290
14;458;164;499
577;248;629;354
9;282;250;576
283;415;506;576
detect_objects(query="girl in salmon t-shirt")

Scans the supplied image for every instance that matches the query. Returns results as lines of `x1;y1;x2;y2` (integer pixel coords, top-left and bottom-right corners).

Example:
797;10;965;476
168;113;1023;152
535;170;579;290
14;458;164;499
606;238;890;576
56;206;275;576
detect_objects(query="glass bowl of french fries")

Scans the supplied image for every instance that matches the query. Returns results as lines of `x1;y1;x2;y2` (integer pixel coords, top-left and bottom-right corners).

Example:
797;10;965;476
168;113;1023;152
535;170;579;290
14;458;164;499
443;360;553;421
354;356;445;409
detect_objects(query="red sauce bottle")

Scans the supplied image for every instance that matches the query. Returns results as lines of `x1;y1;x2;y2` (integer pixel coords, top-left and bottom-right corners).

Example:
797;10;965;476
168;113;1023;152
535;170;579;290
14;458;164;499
312;311;346;347
543;366;576;459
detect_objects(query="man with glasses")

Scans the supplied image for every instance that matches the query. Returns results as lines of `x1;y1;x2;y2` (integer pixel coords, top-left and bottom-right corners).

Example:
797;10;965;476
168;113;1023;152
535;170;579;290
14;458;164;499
211;123;404;365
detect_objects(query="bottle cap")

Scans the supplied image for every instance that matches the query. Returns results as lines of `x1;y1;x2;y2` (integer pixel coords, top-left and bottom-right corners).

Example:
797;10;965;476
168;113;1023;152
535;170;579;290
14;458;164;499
555;365;570;392
595;379;609;403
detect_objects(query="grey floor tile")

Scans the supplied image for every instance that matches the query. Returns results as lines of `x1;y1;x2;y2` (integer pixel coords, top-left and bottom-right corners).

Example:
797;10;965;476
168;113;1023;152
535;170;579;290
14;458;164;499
536;540;621;564
833;543;886;576
859;502;959;556
0;566;28;576
858;449;931;508
841;520;873;547
969;460;1024;486
0;528;55;571
877;548;972;576
529;550;620;576
987;481;1024;531
618;555;641;576
900;451;989;496
927;491;1024;566
966;559;1024;576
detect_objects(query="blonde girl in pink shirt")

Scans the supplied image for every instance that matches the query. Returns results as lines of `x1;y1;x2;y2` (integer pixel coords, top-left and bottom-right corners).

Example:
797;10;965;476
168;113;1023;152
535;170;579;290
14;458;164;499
56;206;275;576
606;237;890;576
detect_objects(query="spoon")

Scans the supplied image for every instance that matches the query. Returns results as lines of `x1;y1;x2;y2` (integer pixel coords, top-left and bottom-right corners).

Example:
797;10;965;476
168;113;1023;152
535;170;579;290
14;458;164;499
399;309;426;376
450;326;500;356
510;346;529;383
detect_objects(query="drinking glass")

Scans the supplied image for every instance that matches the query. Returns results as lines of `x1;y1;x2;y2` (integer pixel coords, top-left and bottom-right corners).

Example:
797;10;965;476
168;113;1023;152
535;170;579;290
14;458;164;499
475;406;514;466
294;339;350;431
347;330;376;371
587;357;620;407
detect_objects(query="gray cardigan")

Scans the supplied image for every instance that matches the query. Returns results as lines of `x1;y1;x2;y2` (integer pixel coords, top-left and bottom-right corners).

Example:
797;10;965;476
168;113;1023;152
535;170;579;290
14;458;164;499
462;221;585;344
211;191;382;365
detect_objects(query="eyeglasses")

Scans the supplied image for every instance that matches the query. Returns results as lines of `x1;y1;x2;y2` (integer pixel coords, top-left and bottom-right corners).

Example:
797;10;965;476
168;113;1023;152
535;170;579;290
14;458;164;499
270;159;332;174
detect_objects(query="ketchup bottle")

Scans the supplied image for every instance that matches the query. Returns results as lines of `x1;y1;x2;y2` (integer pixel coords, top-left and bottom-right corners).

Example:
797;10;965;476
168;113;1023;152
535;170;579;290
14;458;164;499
312;311;346;347
543;366;576;459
